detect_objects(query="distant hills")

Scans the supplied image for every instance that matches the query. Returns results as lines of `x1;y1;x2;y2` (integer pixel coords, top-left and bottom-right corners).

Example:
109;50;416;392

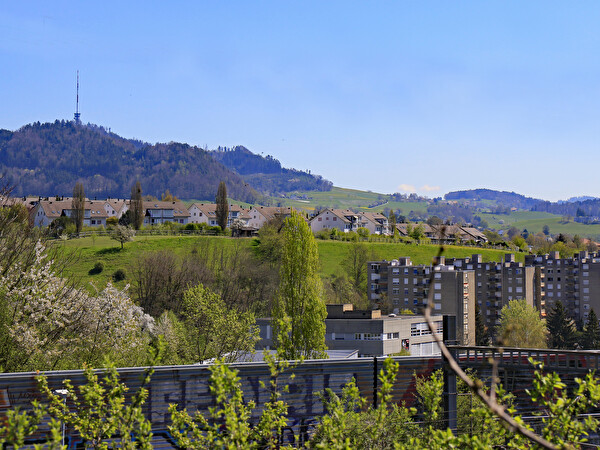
445;189;600;218
444;189;542;210
0;121;332;201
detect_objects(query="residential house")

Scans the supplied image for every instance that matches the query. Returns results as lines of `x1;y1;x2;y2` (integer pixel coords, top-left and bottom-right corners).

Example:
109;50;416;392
104;199;128;220
188;203;251;228
395;223;436;239
32;198;74;227
309;208;360;234
246;206;293;230
143;200;190;225
358;212;390;235
32;198;111;227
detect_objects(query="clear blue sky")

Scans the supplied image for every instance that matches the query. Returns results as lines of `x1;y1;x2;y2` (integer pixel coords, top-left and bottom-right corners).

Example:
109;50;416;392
2;2;599;201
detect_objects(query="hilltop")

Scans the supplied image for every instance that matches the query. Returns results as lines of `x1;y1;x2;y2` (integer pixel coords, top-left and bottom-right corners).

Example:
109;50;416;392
0;121;331;201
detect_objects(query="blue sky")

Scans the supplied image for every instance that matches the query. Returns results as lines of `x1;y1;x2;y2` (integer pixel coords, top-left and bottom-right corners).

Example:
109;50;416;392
2;2;599;201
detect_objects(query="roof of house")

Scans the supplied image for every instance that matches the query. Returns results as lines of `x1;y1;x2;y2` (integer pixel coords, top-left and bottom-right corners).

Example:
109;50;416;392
143;200;190;217
309;208;359;224
395;222;436;235
250;206;293;220
86;200;109;218
105;199;127;213
38;199;75;219
190;203;251;219
358;211;388;225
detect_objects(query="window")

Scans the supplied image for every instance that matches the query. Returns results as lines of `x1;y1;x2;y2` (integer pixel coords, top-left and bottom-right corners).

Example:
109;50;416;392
434;293;442;300
434;283;442;290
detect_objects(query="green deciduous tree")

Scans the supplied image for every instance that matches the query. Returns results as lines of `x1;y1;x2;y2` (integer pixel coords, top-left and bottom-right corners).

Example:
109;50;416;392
581;308;600;349
341;241;374;293
273;211;328;360
546;300;577;349
215;181;229;231
130;181;144;230
497;299;547;348
181;284;259;363
110;224;135;249
72;182;85;234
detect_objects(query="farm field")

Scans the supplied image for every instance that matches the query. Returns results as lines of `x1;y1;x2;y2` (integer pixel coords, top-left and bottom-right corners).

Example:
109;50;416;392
270;187;429;213
479;211;600;240
56;234;522;290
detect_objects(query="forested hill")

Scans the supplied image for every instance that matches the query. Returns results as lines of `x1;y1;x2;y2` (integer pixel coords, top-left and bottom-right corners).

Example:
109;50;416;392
445;188;600;217
211;146;333;196
445;189;542;209
0;121;260;201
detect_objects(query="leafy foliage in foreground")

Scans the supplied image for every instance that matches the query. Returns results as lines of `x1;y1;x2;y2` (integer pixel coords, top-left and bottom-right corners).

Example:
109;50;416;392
4;356;600;449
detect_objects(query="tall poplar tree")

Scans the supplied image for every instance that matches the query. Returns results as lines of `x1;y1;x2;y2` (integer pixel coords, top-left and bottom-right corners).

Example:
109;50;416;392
215;181;229;231
130;181;144;230
273;210;328;360
72;182;85;234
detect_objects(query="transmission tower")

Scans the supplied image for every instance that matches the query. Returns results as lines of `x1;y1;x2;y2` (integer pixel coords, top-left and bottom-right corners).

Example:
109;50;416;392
74;70;81;124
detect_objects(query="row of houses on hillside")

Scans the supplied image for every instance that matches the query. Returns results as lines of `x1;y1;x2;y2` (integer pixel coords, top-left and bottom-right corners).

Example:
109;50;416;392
308;208;487;244
30;197;293;232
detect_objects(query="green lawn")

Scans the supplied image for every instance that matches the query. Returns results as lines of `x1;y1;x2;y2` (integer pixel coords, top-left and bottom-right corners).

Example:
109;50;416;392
317;240;522;278
57;235;522;289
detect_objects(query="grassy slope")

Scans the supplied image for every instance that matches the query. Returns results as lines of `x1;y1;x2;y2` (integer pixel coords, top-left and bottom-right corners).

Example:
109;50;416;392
272;187;428;213
479;211;600;239
57;235;521;289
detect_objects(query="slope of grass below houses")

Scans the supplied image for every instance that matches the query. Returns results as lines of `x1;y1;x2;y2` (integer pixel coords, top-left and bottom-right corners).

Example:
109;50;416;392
55;235;523;292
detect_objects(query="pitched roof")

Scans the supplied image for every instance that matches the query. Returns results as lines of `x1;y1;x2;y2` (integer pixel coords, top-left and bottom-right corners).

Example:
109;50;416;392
143;200;190;217
39;199;74;218
251;206;293;220
190;203;250;218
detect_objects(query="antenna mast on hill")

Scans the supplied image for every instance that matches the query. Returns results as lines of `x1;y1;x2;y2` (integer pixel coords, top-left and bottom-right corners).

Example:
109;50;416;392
74;70;81;124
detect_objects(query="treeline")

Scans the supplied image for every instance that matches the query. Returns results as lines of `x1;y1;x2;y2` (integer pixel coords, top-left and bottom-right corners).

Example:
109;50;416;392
444;189;542;209
212;145;333;195
532;198;600;217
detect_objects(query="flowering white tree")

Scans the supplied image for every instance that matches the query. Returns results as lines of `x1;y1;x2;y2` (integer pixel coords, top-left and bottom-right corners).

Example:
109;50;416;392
0;242;153;371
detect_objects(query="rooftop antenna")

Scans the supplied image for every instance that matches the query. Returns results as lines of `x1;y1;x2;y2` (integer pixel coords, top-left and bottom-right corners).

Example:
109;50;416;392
74;70;81;124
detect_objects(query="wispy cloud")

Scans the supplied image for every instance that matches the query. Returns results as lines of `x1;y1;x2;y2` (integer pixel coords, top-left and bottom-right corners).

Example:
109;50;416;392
420;184;440;192
397;184;416;193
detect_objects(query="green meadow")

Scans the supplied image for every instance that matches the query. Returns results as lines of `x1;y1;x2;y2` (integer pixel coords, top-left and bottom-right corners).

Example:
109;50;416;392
479;211;600;240
56;234;522;290
273;187;428;213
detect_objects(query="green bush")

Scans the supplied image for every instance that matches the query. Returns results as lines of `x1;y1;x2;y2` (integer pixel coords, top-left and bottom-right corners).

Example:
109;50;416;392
88;262;104;275
315;229;331;240
112;269;126;282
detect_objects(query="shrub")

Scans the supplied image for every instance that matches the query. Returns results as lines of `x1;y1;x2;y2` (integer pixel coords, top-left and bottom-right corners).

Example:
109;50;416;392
113;269;126;282
209;225;222;234
88;262;104;275
315;229;331;240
